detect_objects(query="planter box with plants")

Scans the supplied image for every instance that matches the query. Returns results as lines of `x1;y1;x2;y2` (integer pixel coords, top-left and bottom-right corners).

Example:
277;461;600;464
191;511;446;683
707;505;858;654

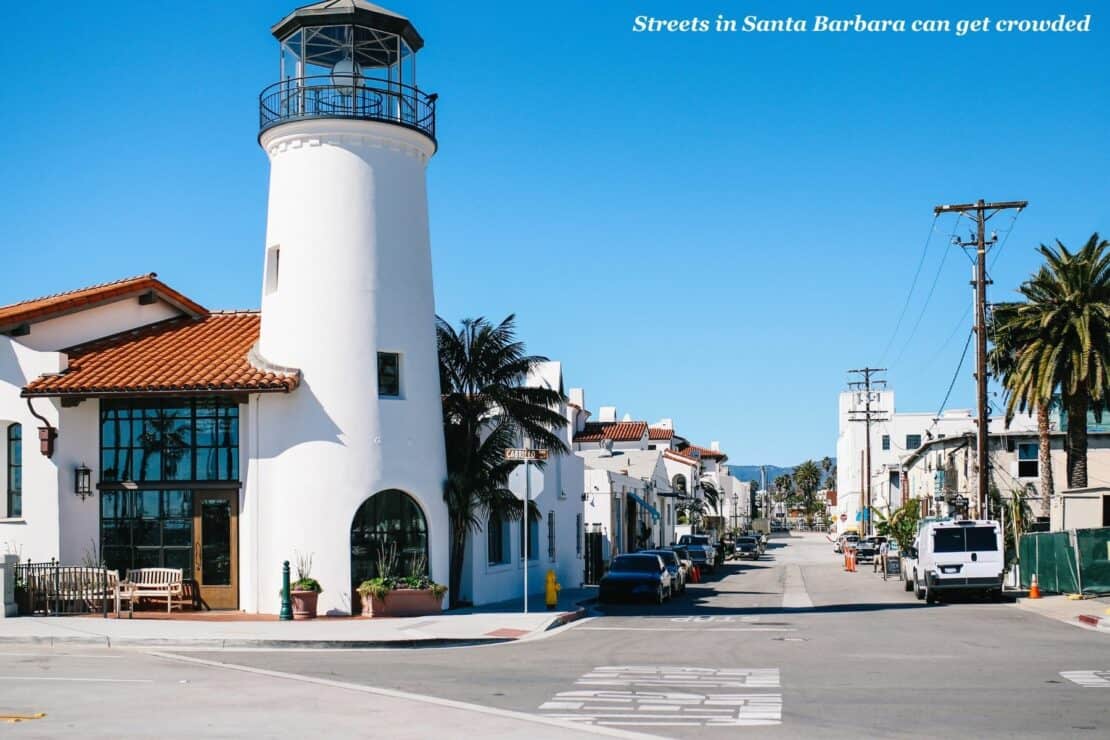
356;545;446;618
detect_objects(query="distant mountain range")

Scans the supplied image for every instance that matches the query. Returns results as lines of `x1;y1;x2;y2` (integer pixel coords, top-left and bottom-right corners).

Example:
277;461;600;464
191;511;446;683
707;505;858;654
728;460;836;489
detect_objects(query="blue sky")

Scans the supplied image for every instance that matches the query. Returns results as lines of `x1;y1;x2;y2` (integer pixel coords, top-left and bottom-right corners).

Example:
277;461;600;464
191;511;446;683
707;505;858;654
2;1;1107;465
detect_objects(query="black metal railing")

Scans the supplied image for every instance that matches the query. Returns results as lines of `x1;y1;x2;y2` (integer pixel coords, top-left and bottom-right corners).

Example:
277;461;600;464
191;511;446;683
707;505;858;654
14;560;113;617
259;75;436;141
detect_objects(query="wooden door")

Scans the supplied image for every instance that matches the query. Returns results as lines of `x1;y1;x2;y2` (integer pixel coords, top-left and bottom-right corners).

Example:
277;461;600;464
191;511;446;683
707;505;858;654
194;491;239;610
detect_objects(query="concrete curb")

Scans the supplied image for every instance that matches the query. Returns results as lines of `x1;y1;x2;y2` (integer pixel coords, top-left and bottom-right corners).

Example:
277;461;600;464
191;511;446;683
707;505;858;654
546;605;587;630
0;634;514;649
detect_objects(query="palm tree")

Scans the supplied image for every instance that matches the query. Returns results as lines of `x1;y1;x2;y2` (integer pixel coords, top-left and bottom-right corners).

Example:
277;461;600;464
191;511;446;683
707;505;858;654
792;460;823;525
678;498;707;532
438;315;569;607
994;234;1110;488
990;303;1055;513
700;478;721;517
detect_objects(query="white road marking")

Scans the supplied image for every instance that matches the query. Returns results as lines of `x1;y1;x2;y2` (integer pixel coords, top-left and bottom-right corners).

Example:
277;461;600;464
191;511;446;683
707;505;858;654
0;676;152;683
669;615;761;623
575;627;795;633
538;667;783;728
151;651;659;740
0;652;123;659
1061;671;1110;688
782;565;813;608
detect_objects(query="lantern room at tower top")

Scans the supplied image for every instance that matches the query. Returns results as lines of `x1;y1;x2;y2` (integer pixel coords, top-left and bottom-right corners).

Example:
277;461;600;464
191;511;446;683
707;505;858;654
259;0;436;141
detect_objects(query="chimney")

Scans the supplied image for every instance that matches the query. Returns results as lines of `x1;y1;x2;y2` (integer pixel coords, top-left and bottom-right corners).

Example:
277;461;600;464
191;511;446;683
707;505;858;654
711;441;720;452
622;413;632;422
599;406;617;423
569;388;585;408
655;418;673;429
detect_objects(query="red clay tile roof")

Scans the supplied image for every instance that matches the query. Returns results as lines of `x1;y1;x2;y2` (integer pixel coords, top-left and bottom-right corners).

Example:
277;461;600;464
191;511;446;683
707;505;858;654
23;312;298;397
663;449;698;467
574;421;648;443
0;273;207;333
649;427;674;440
678;444;728;461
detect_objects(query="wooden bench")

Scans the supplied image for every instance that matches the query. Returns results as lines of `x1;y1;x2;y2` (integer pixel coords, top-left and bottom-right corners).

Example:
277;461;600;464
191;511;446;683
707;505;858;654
124;568;184;613
26;567;132;617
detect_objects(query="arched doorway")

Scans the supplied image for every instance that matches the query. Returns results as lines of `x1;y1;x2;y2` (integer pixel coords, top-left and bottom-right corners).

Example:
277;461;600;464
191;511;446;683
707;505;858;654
350;489;428;613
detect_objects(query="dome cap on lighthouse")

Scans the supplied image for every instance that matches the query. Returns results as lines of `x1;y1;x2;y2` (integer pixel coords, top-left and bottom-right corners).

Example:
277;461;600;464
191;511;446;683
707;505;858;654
271;0;423;52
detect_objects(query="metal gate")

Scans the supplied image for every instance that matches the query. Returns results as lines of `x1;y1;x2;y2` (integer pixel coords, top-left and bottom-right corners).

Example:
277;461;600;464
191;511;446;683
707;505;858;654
584;526;604;585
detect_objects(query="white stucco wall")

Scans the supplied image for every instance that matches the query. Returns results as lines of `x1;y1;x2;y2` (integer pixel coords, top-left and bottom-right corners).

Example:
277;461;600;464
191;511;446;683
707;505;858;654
14;298;182;353
0;338;66;561
252;118;448;615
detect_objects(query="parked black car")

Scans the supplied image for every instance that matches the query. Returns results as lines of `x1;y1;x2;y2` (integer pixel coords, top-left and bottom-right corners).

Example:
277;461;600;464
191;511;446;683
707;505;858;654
855;537;879;563
599;554;673;604
734;536;760;560
641;549;685;593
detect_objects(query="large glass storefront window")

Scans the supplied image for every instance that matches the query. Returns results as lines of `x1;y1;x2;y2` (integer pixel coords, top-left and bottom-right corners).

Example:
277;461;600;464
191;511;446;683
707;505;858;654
100;399;238;483
101;490;194;577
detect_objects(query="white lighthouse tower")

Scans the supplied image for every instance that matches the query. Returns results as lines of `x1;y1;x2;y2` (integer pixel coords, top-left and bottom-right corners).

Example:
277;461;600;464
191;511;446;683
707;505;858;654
250;0;447;615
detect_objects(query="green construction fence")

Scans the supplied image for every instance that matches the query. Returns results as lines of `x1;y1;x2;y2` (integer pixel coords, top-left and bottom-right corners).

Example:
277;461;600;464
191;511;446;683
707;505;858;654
1019;528;1110;595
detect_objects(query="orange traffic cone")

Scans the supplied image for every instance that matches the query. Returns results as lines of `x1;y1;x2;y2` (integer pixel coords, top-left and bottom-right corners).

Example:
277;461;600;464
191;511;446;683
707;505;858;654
1029;573;1042;599
689;565;700;584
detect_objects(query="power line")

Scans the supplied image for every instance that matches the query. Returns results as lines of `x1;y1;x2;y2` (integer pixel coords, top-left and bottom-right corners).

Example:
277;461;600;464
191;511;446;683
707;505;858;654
878;215;940;364
933;329;974;423
890;214;964;368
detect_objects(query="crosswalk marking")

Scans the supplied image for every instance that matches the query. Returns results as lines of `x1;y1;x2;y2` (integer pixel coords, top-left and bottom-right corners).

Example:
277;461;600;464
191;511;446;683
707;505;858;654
1061;670;1110;688
537;666;783;728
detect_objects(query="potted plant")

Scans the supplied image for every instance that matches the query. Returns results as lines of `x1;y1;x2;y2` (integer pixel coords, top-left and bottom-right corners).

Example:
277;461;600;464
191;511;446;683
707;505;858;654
356;547;446;618
289;553;322;620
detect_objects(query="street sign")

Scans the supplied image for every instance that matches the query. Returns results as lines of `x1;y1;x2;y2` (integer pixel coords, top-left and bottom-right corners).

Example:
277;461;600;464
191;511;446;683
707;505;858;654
505;448;548;461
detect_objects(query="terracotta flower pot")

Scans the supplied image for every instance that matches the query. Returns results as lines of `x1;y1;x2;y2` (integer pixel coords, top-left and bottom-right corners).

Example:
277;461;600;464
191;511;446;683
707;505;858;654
361;588;444;618
290;590;319;620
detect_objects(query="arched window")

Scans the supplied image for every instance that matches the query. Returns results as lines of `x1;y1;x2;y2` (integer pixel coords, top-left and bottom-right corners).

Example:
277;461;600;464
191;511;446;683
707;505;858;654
6;424;20;518
672;474;687;495
350;490;428;605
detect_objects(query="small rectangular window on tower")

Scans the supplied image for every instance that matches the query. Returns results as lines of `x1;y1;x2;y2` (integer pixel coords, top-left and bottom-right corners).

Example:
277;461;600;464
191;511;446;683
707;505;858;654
377;352;401;398
265;246;280;295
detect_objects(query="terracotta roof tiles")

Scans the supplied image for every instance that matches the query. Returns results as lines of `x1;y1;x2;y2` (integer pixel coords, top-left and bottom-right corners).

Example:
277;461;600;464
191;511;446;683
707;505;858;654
23;312;298;397
573;421;648;443
649;427;674;440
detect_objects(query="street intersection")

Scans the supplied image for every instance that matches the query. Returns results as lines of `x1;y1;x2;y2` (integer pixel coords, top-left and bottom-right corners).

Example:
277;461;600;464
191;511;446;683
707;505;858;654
1;532;1107;738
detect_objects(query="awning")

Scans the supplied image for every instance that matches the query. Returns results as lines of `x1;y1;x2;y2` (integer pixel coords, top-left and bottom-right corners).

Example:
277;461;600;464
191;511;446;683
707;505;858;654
628;491;660;522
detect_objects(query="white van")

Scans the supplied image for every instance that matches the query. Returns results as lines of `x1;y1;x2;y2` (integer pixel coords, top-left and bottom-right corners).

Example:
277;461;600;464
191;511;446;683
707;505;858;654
908;519;1004;604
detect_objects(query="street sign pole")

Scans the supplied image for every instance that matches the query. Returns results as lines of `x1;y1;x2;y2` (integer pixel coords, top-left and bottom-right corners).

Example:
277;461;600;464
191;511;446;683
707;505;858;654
524;458;530;614
505;448;548;615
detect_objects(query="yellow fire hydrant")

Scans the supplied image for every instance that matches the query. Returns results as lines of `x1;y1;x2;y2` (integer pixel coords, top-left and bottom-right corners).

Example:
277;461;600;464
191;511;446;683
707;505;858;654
545;570;561;610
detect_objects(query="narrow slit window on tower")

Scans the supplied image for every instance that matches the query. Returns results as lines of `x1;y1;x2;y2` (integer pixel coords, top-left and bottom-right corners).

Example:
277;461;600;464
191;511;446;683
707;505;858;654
377;352;401;398
265;246;280;294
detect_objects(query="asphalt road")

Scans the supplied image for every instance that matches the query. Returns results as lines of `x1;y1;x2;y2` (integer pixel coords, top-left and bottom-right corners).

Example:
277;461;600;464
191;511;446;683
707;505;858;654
2;532;1107;738
181;532;1110;738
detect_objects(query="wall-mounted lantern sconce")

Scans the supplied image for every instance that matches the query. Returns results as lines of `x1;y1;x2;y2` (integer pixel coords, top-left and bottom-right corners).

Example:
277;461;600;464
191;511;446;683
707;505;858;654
74;463;93;500
38;427;57;458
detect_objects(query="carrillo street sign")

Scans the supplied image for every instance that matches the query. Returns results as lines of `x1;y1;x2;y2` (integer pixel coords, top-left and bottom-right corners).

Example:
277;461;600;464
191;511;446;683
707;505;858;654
505;448;548;461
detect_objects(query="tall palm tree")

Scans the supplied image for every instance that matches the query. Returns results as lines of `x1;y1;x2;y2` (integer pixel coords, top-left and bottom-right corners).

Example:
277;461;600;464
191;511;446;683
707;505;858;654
995;234;1110;488
792;460;822;524
438;315;569;607
990;303;1055;513
700;478;721;517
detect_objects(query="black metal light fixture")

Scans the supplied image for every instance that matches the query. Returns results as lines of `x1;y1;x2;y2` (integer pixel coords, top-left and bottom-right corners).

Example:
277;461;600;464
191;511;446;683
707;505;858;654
74;463;93;500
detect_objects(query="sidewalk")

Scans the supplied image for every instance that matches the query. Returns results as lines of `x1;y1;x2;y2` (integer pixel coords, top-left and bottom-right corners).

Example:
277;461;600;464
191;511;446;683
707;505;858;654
1013;592;1110;634
0;588;594;649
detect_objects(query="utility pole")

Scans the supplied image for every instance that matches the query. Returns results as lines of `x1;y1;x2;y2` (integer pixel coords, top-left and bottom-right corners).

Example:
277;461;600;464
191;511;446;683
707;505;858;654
933;199;1027;519
848;368;889;536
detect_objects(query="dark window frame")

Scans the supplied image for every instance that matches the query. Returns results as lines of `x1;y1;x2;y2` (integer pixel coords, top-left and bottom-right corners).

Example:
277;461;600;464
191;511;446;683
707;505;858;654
99;398;239;485
488;514;509;566
377;352;401;398
6;423;21;518
1017;442;1038;479
99;489;195;578
906;434;922;450
881;434;890;451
